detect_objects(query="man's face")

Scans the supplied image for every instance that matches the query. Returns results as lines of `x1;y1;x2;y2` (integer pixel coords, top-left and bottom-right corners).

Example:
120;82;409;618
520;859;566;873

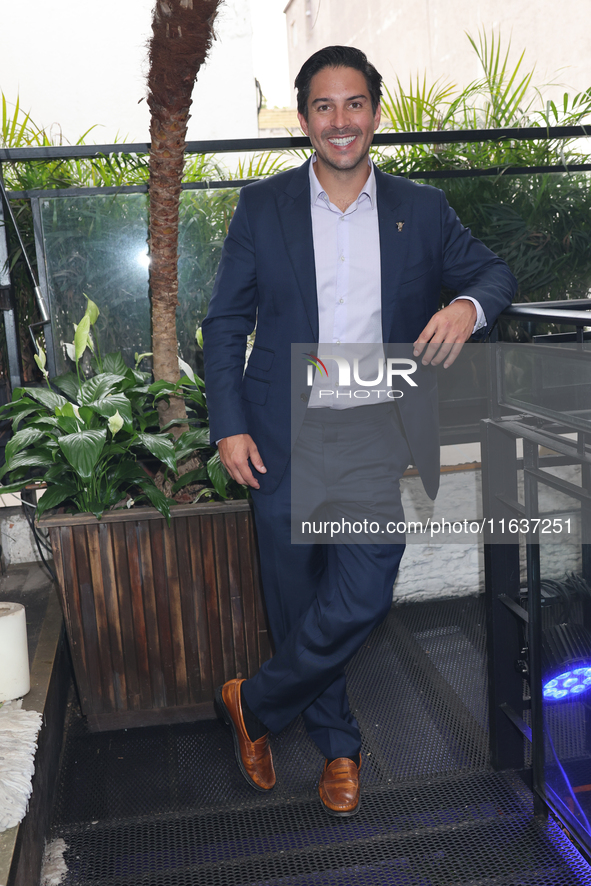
298;66;381;175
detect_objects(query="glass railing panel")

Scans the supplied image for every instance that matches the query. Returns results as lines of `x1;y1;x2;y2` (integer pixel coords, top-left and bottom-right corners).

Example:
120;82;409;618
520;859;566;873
38;187;241;376
499;342;591;431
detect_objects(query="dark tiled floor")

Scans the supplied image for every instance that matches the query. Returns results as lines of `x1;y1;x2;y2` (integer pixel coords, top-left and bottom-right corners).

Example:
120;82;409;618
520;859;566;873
48;596;591;885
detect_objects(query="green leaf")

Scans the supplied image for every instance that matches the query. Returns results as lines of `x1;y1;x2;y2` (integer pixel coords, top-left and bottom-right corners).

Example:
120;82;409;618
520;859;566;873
36;483;79;518
10;407;44;431
55;415;81;435
0;450;55;480
81;373;126;402
4;427;46;462
56;402;79;419
148;379;180;396
27;416;61;430
110;461;149;482
58;430;107;481
171;467;207;494
78;406;97;427
100;352;128;376
74;314;91;361
207;452;230;499
174;427;211;460
52;372;82;402
87;393;133;428
0;478;38;495
137;481;171;521
21;387;67;411
136;433;177;472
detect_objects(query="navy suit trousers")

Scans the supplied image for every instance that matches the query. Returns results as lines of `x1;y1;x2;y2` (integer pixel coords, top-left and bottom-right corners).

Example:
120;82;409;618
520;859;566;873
243;403;410;759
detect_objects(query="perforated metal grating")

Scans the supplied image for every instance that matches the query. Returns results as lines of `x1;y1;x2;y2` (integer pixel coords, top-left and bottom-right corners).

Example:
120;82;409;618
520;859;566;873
50;596;591;885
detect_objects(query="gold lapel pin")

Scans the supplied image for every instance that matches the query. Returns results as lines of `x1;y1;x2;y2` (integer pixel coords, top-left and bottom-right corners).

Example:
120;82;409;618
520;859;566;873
396;222;405;232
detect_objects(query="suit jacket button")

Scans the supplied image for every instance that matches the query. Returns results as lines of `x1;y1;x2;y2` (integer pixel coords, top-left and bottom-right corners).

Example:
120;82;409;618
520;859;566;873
300;392;309;402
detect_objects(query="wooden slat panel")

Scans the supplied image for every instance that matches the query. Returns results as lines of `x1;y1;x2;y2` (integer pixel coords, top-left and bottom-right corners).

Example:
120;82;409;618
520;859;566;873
50;527;89;690
163;522;189;706
124;522;153;709
71;524;106;714
110;522;141;710
200;516;225;691
97;523;128;711
174;517;202;702
188;516;214;700
85;524;116;712
136;519;166;707
149;520;178;706
212;513;234;681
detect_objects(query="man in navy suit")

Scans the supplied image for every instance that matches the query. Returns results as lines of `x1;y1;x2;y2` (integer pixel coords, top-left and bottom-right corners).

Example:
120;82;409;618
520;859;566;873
204;46;516;816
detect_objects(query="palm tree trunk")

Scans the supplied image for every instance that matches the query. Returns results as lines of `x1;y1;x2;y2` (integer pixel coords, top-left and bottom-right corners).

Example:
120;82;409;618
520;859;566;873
147;0;220;429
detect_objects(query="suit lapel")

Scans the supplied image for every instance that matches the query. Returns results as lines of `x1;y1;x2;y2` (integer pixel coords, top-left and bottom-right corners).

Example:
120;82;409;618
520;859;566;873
376;168;409;342
276;160;319;340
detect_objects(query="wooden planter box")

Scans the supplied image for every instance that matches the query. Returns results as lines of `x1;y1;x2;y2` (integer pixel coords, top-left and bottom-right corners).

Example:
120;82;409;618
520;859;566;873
41;501;271;731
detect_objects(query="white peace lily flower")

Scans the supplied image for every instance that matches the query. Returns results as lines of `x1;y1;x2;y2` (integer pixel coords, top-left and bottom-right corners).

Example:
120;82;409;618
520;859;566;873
64;342;76;362
34;349;49;378
108;410;124;435
35;347;46;369
178;357;196;384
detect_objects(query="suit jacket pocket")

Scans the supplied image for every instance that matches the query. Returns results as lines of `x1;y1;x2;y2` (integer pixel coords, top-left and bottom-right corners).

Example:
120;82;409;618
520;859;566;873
242;373;269;405
247;345;274;372
400;255;434;285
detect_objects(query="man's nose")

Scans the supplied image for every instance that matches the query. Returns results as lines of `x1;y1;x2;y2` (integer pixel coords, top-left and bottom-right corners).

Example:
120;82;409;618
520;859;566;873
331;105;351;130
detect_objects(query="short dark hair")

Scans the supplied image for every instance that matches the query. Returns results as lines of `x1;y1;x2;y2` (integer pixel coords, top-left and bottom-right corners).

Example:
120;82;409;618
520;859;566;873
295;46;383;120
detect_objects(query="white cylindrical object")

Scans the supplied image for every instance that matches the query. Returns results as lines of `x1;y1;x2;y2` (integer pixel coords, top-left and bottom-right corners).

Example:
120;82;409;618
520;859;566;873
0;603;30;702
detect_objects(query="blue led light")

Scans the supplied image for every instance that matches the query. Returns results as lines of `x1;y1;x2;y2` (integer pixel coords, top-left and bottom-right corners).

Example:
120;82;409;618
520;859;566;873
543;663;591;701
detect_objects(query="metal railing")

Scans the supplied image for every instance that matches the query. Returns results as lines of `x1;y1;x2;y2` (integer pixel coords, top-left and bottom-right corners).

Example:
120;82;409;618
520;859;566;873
485;301;591;860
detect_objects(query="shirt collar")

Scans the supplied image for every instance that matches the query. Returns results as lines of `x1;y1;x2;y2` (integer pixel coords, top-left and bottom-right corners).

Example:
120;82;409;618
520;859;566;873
309;154;376;209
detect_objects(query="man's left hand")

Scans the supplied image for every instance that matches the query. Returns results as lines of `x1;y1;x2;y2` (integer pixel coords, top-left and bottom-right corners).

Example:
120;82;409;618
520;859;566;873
413;299;477;368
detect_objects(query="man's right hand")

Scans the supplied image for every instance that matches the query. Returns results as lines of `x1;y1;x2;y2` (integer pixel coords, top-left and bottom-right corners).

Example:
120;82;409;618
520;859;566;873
218;434;267;489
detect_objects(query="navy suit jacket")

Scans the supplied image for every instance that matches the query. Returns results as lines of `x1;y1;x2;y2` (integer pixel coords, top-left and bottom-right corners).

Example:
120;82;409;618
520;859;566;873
203;160;517;498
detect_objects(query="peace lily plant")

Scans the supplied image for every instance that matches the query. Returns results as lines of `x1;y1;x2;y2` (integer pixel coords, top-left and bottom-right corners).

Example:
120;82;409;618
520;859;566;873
0;298;239;520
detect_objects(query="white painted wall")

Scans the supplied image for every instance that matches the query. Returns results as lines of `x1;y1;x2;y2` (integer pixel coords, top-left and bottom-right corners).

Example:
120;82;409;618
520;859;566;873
284;0;591;111
0;0;258;144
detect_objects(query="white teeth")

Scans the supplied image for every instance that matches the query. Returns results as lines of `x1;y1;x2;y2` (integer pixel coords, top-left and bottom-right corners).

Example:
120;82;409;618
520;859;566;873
328;136;356;146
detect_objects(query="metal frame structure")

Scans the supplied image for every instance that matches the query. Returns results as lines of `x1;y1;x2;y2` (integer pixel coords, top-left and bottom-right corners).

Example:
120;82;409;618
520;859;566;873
484;301;591;858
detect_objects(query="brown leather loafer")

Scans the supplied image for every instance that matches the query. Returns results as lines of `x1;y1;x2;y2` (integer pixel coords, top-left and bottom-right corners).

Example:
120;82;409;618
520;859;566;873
215;678;275;792
318;756;361;816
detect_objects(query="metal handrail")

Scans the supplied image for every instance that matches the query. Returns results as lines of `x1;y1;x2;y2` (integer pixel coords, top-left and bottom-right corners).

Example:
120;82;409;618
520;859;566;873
1;123;590;163
502;304;591;326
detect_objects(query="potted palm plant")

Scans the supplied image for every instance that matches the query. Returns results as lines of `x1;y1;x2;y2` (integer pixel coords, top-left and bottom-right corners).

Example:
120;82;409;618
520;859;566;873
0;298;270;730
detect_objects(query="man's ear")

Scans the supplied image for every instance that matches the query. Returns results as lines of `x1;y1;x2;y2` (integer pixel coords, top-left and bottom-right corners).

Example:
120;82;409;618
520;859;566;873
297;111;309;136
374;103;382;132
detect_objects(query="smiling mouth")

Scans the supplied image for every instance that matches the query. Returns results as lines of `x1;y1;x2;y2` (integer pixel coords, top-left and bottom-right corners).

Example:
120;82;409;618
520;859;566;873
327;135;357;147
